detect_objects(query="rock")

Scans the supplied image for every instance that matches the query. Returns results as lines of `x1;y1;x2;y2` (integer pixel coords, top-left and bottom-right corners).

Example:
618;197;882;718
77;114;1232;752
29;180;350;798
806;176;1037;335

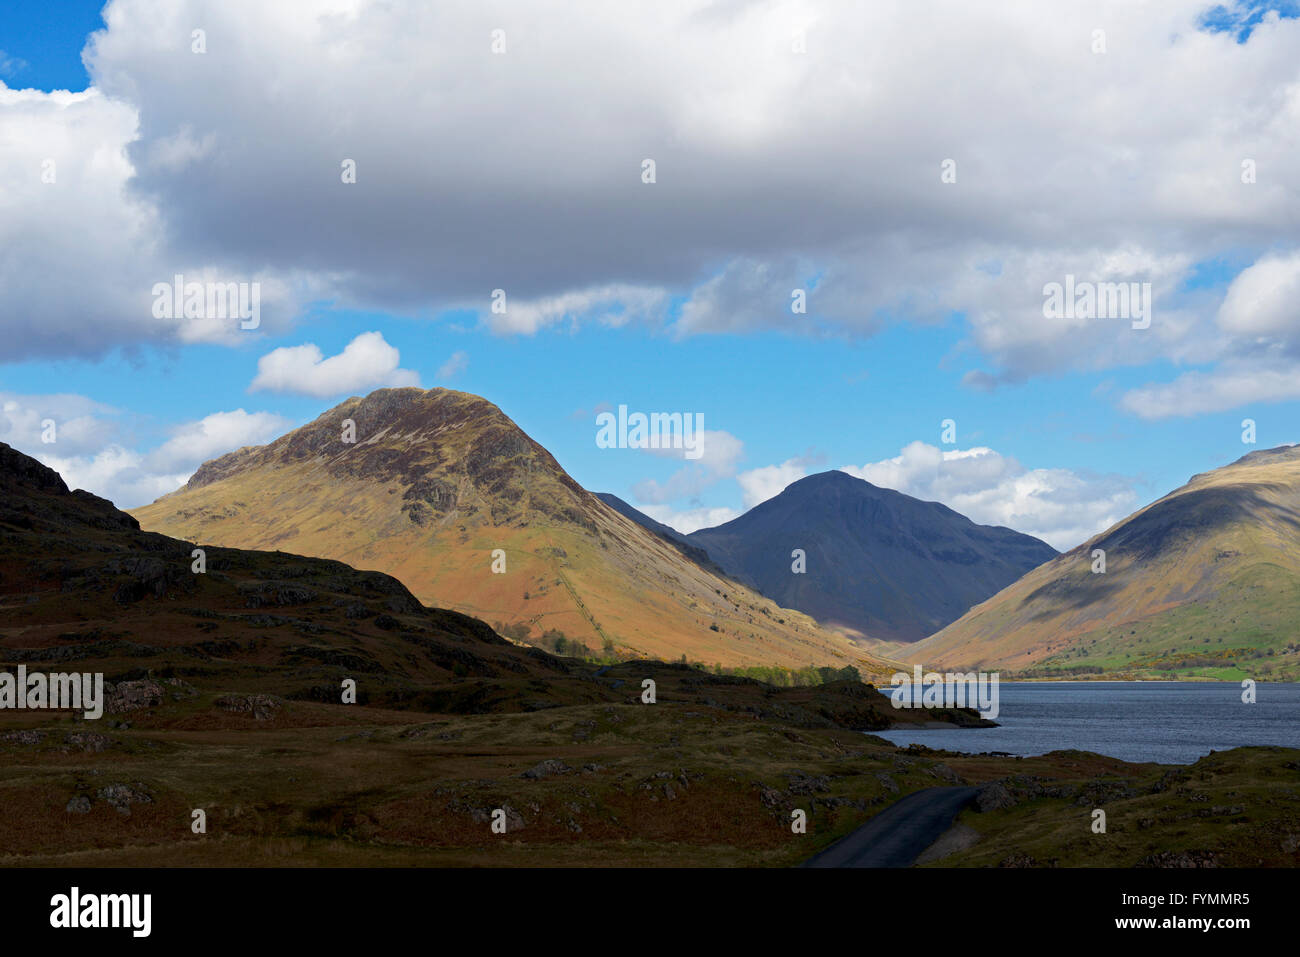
105;679;164;714
930;762;963;784
977;782;1017;812
213;693;283;720
875;771;899;794
785;770;831;794
64;731;111;753
0;729;46;746
65;796;92;814
521;759;571;780
96;783;153;817
498;804;525;831
1073;780;1138;806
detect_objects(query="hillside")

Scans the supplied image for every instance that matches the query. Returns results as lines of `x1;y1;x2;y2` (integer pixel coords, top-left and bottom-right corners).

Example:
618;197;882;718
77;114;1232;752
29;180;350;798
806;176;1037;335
676;471;1057;643
594;492;722;572
131;389;882;673
909;446;1300;679
0;440;1030;868
0;440;619;713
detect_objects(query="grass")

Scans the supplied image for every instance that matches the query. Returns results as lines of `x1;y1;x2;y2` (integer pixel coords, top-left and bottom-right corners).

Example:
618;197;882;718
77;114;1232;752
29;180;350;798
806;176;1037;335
923;746;1300;867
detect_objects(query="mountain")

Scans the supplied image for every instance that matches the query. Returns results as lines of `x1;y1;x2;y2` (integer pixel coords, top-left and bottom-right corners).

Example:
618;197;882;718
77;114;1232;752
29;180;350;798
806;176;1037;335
593;492;723;572
672;470;1058;643
131;389;882;673
909;446;1300;678
0;441;611;713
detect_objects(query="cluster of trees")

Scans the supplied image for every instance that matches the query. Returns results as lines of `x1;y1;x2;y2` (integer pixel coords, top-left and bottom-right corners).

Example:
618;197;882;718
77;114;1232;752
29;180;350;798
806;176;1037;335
538;627;599;659
712;664;862;687
493;621;620;662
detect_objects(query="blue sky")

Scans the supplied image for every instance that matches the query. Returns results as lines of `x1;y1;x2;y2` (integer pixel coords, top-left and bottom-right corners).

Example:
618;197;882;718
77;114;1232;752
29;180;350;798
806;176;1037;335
2;1;1299;551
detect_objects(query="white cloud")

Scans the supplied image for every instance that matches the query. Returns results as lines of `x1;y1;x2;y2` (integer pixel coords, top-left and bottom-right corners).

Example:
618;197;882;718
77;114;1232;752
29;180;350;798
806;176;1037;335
0;82;306;360
638;503;741;535
249;331;420;398
37;445;193;508
1119;251;1300;418
2;0;1299;410
631;429;744;504
3;395;291;509
736;456;815;509
145;409;290;472
841;441;1137;551
486;285;668;336
437;350;469;379
1;392;119;456
1216;251;1300;337
1120;356;1300;420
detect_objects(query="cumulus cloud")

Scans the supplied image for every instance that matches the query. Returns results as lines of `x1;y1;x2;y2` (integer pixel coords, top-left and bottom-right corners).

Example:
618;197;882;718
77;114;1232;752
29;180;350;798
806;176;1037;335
0;82;306;361
1;392;119;456
841;441;1137;551
3;0;1299;406
249;331;419;398
735;453;826;509
37;445;193;509
145;409;291;471
638;503;741;535
1215;251;1300;337
14;404;290;509
631;429;744;504
1120;251;1300;417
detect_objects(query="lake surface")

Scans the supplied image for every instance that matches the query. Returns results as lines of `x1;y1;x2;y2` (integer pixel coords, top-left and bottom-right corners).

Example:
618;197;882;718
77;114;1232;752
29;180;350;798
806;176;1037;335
872;681;1300;764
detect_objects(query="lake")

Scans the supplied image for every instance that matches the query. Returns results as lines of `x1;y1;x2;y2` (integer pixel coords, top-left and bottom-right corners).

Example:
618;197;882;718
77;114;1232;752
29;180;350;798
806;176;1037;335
872;681;1300;764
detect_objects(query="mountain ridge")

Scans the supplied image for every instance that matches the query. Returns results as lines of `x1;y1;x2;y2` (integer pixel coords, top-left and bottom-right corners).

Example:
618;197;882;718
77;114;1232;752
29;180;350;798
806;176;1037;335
908;445;1300;678
668;469;1058;643
132;388;886;674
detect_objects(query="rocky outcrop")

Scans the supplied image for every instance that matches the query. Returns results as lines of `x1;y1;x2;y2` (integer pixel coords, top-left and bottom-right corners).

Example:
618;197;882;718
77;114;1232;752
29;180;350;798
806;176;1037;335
214;693;283;720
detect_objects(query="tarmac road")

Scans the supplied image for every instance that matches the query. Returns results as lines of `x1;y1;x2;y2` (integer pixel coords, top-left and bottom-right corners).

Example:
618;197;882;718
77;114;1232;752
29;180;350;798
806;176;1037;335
802;785;979;868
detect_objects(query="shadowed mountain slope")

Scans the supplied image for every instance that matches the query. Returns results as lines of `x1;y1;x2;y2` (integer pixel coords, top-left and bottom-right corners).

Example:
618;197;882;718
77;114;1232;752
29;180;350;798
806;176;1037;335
0;440;615;713
909;446;1300;678
673;470;1057;643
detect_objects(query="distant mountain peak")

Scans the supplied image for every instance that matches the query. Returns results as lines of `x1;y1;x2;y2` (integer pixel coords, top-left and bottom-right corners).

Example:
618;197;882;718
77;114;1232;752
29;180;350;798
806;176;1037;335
668;467;1058;643
183;387;587;526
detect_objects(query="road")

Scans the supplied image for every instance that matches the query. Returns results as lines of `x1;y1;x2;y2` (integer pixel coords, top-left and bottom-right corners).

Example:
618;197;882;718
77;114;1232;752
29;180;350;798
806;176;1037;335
802;785;979;868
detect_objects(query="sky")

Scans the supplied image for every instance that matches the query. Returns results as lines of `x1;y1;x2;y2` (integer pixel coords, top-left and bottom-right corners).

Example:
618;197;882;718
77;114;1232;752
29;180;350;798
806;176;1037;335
1;0;1299;552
